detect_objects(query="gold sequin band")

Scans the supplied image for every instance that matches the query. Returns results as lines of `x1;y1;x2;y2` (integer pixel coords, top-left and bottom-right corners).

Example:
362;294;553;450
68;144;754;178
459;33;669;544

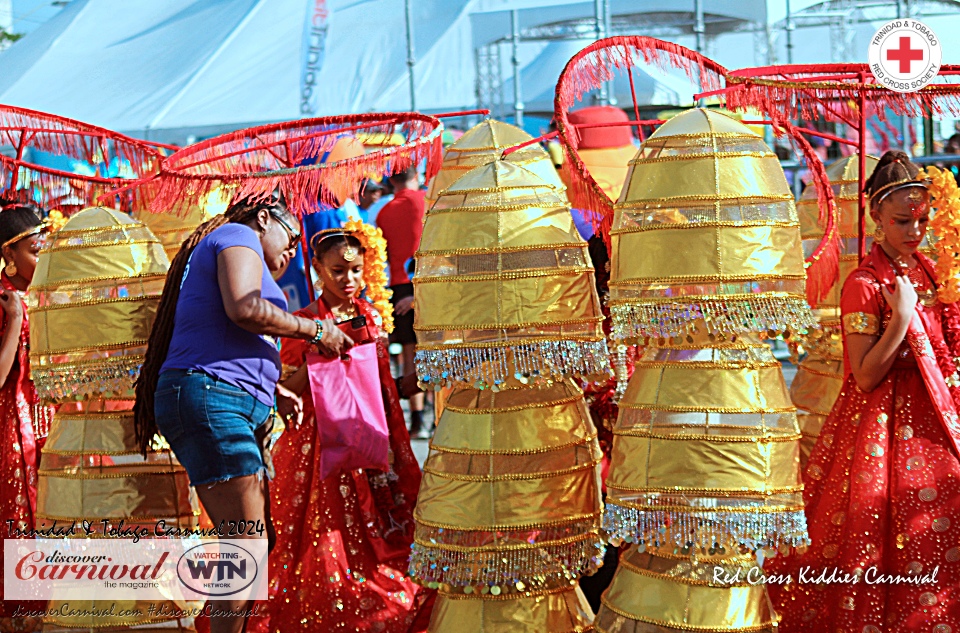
409;518;605;594
610;297;817;341
842;312;880;335
31;354;144;403
415;339;611;391
602;499;810;553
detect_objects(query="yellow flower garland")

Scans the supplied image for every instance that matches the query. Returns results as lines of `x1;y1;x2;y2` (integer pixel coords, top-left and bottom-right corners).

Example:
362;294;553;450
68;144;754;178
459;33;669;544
921;166;960;303
343;220;395;333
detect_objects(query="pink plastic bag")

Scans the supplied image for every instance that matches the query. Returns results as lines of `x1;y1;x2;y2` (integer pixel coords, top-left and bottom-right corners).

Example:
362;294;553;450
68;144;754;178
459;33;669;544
307;343;390;479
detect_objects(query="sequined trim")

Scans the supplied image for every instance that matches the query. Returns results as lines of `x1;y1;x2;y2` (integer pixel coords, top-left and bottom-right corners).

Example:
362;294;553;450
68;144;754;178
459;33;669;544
842;312;880;336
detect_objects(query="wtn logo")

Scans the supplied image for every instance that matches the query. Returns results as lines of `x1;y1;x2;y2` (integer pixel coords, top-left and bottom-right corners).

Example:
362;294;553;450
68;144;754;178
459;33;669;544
184;559;247;581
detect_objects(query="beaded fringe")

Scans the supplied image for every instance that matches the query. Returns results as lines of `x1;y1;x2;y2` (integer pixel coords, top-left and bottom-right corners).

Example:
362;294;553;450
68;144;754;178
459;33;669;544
33;356;143;403
611;298;817;342
603;503;811;554
416;340;612;390
409;535;606;595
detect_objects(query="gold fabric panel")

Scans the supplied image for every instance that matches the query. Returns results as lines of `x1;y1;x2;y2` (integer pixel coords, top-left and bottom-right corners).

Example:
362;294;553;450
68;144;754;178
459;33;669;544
621;363;792;412
418;205;579;253
416;469;599;528
614;226;803;282
606;433;801;493
798;412;828;469
595;547;777;632
33;242;168;287
37;468;194;522
42;412;141;455
428;587;594;633
620;155;791;202
31;298;159;354
790;358;843;417
842;312;880;335
414;272;600;330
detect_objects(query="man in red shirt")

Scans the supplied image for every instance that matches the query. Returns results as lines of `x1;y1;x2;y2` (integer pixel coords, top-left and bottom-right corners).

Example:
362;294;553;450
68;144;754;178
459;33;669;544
376;167;427;436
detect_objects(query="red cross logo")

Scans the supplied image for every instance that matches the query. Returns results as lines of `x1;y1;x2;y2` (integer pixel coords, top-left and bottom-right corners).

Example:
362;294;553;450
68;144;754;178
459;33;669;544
886;36;924;74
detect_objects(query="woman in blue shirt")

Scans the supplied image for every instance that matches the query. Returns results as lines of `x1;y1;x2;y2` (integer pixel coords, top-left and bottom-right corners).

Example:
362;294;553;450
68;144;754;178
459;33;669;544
134;193;351;633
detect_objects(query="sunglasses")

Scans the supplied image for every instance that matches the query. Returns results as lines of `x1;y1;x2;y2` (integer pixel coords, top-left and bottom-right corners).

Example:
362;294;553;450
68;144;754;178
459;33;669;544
269;210;302;250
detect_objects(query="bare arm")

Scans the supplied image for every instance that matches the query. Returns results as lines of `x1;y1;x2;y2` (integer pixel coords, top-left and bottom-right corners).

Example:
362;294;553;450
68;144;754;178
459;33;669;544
0;292;23;388
847;276;917;392
218;246;319;339
281;363;309;397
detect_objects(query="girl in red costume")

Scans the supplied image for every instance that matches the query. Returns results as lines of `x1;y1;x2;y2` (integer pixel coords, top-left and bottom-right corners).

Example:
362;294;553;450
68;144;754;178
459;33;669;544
251;226;430;633
0;201;53;633
770;151;960;630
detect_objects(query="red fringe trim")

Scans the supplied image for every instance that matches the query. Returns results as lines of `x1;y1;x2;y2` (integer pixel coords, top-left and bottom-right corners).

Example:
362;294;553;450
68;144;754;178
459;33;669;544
0;104;161;211
553;36;728;249
779;121;840;306
724;64;960;126
142;113;444;218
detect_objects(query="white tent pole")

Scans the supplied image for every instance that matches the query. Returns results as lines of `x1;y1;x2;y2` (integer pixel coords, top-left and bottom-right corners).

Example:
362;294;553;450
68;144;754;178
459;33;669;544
511;9;524;127
785;0;794;64
604;0;616;105
405;0;417;111
594;0;608;105
694;0;705;54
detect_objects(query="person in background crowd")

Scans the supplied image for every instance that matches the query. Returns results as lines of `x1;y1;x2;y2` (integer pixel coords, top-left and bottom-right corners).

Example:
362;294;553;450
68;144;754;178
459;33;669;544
135;193;351;633
0;201;53;633
375;167;428;437
357;178;385;225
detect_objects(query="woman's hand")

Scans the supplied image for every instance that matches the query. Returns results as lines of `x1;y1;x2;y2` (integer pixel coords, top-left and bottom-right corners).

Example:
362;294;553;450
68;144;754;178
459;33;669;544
276;382;303;429
0;291;23;321
394;296;415;316
314;318;354;358
881;275;918;318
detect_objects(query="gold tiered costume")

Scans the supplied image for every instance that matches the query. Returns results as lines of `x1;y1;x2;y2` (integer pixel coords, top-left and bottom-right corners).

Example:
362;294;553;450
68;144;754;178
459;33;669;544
28;207;200;632
791;155;877;466
133;186;230;261
424;119;564;207
410;157;610;632
594;109;814;633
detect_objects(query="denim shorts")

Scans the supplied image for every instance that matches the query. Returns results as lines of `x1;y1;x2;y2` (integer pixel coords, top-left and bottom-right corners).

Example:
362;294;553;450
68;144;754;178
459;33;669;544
154;369;271;486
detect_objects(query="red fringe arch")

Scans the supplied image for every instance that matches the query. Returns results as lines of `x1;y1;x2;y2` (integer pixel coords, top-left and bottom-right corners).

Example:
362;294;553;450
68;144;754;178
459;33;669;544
0;104;162;211
553;36;728;246
141;112;444;218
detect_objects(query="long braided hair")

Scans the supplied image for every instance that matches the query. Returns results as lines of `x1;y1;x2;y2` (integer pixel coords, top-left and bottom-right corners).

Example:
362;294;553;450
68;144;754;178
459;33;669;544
133;193;293;454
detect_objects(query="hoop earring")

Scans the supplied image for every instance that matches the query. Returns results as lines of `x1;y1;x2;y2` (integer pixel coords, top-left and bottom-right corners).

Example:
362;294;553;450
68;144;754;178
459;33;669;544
873;227;885;244
4;261;16;277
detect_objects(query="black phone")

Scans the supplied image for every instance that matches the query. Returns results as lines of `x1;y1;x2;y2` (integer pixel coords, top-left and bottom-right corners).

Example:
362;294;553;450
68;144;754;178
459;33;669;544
336;314;375;345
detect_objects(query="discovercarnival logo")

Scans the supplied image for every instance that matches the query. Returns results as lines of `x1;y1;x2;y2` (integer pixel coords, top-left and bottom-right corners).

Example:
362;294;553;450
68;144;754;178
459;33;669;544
869;18;941;93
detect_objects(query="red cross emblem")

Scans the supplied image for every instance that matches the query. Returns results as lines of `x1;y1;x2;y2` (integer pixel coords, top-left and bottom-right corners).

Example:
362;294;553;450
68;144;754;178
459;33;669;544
886;36;924;74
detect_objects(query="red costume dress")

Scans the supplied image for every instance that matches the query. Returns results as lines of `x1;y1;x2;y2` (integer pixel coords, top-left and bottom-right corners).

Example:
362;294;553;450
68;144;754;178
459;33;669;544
770;245;960;631
0;272;53;630
250;297;431;633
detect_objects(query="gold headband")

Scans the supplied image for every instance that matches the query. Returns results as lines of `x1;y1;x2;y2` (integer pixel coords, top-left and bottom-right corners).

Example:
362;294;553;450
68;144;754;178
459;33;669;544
311;228;360;261
869;177;929;208
1;223;47;250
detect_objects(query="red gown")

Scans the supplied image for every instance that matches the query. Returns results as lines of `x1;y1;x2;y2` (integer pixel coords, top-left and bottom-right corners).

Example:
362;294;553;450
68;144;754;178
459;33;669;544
769;245;960;631
250;297;432;633
0;273;53;632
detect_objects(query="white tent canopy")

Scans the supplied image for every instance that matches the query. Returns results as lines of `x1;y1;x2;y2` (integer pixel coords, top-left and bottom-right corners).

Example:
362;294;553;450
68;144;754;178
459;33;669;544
0;0;477;142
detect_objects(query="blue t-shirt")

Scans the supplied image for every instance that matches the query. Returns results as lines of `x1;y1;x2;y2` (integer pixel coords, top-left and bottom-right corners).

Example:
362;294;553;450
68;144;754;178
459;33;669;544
161;223;288;406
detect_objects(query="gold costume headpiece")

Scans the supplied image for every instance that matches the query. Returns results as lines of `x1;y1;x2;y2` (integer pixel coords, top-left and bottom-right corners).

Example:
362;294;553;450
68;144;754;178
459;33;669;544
608;108;815;342
27;207;170;402
414;160;610;390
1;222;48;249
425;119;565;206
